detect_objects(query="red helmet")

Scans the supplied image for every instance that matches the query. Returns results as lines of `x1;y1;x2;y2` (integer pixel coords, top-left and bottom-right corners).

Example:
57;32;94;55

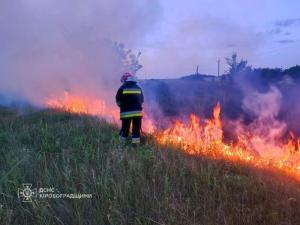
120;72;134;83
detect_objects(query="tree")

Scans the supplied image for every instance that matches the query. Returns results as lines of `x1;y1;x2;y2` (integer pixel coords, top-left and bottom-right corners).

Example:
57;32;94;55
225;52;249;75
113;42;143;74
284;65;300;81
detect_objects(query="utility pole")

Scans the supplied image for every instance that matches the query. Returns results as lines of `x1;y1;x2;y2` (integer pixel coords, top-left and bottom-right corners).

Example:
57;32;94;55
217;58;220;77
195;65;199;75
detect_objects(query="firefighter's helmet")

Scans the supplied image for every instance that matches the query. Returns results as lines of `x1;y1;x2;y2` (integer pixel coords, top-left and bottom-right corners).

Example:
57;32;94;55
120;72;137;83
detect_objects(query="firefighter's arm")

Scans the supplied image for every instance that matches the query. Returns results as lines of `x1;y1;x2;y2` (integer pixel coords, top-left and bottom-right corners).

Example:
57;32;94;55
115;87;123;107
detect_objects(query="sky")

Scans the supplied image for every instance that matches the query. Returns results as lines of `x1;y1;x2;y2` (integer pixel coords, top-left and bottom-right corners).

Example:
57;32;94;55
137;0;300;78
0;0;300;96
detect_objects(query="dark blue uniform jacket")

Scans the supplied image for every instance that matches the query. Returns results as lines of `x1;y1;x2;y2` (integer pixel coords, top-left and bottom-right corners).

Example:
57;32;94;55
115;81;144;119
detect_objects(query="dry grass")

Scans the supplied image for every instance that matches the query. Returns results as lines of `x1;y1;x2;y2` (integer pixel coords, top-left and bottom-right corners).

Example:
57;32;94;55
0;107;300;225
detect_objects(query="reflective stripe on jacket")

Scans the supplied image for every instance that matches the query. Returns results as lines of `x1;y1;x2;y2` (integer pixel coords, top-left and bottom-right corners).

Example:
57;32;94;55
120;110;143;118
122;88;142;94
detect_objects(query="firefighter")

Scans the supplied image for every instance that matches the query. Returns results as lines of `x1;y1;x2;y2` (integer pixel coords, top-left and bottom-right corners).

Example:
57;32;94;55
116;72;144;144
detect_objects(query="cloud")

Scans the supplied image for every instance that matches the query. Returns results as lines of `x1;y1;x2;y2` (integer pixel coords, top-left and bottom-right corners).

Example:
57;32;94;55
278;39;295;44
275;18;300;28
266;28;282;35
261;18;300;37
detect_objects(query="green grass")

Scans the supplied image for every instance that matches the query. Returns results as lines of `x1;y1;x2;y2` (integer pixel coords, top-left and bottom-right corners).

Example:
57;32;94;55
0;107;300;225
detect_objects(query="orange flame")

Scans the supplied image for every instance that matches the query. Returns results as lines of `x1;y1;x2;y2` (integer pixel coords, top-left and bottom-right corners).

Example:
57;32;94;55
156;103;300;180
45;94;300;180
45;91;119;122
45;91;155;132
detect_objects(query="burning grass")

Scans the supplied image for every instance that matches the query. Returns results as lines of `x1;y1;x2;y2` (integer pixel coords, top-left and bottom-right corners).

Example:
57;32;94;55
156;103;300;181
45;93;300;181
0;107;300;225
45;91;119;122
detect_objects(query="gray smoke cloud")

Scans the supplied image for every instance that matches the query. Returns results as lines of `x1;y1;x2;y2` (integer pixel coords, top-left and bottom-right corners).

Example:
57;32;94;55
238;86;288;158
243;86;282;120
0;0;162;106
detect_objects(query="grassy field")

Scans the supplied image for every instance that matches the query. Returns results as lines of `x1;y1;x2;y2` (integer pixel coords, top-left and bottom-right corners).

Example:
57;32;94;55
0;107;300;225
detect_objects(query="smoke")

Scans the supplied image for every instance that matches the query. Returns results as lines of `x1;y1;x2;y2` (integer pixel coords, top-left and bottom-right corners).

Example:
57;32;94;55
0;0;162;106
233;85;289;158
280;81;300;134
243;86;282;120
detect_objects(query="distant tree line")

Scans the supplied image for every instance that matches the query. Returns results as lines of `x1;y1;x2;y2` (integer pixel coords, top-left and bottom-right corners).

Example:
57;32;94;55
224;52;300;84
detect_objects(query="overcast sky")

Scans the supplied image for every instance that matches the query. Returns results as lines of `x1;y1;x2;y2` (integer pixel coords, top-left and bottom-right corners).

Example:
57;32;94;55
0;0;299;83
138;0;300;78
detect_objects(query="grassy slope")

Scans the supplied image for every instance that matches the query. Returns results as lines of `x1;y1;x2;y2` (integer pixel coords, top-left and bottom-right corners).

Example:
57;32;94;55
0;107;300;225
